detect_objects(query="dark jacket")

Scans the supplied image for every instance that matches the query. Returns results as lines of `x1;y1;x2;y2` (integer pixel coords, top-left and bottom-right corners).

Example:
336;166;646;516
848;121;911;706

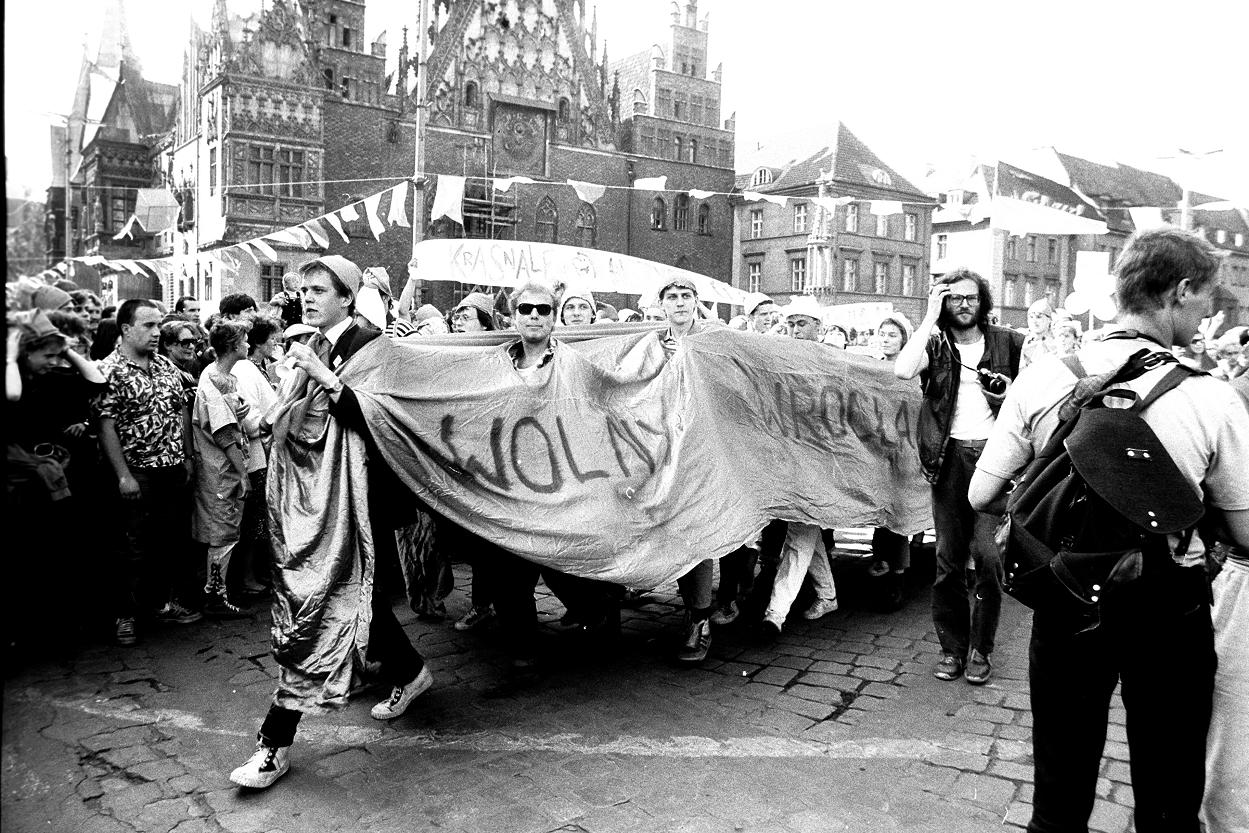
917;324;1024;482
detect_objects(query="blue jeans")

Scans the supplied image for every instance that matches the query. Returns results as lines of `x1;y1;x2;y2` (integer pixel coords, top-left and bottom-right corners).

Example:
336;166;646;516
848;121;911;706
930;439;1002;659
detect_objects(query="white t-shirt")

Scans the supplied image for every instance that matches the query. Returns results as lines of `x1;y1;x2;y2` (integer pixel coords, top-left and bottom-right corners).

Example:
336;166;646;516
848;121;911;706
977;336;1249;563
231;359;279;473
949;337;995;441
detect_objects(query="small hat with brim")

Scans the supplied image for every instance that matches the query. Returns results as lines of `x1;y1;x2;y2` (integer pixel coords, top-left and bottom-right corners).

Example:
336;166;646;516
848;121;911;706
300;255;362;301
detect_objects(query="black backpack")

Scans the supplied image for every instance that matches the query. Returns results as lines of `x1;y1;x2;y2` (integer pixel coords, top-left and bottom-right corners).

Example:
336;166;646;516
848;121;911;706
997;347;1205;631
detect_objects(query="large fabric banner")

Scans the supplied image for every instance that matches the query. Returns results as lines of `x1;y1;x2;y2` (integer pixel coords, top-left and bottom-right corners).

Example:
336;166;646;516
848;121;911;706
411;238;755;306
267;326;930;709
348;327;929;588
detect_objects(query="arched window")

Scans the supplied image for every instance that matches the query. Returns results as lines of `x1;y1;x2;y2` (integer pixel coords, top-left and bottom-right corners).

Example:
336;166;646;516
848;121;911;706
536;196;558;243
632;89;646;115
687;139;697;163
697;203;710;235
557;97;571;123
674;136;683;161
674;194;690;231
576;202;596;247
464;81;479;109
750;168;773;187
651;197;667;230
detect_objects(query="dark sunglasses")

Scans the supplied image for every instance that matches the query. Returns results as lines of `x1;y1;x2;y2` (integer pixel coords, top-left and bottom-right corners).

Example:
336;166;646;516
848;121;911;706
175;338;199;347
516;303;553;316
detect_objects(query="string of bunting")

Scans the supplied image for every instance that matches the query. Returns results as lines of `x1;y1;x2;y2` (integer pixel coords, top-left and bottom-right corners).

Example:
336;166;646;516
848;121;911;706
54;171;1244;280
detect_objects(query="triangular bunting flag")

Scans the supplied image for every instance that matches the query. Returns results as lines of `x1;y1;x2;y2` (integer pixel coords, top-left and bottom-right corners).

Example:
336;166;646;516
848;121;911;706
633;175;667;190
267;228;303;246
431;175;466;224
388;182;411;227
869;200;904;216
339;203;360;222
236;242;260;265
689;189;716;199
251;238;279;261
112;215;139;241
494;176;535;193
302;221;330;249
363;192;386;239
568;180;607;204
324;213;349;242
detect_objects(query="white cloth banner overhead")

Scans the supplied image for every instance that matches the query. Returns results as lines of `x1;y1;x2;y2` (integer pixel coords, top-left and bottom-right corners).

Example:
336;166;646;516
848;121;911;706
741;191;788;206
494;176;535;193
363;192;387;239
568;180;608;204
251;239;279;261
339;203;360;223
302;221;330;249
688;189;716;200
323;213;350;242
633;176;668;191
814;196;854;213
431;175;466;224
987;197;1108;236
1126;207;1169;231
869;200;904;216
387;182;411;227
292;227;314;249
410;239;755;307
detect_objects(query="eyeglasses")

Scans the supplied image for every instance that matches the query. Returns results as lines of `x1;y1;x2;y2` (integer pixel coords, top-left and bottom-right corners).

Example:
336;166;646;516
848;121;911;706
946;294;980;306
516;303;553;316
175;338;199;347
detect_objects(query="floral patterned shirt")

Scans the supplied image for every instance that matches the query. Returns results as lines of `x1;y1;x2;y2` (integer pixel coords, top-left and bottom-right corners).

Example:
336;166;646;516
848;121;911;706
93;349;187;469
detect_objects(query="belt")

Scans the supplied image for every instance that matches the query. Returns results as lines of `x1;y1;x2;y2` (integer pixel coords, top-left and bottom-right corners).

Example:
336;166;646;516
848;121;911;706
949;438;988;449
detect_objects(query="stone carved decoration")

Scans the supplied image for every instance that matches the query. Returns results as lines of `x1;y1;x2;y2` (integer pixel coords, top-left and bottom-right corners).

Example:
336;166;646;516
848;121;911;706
207;0;319;87
493;104;548;176
424;0;616;150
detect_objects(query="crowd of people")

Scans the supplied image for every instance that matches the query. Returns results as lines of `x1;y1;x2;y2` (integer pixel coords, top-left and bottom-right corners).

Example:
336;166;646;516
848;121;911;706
6;227;1248;830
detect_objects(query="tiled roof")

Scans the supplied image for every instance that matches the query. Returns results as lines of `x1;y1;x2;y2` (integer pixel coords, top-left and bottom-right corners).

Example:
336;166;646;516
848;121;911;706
745;123;928;200
1055;152;1183;207
981;161;1105;221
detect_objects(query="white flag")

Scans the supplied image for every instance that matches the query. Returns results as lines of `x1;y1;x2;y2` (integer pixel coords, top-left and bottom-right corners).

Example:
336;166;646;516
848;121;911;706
236;242;260;265
363;192;386;239
324;213;350;242
494;176;535;192
252;238;279;261
267;228;304;246
302;221;330;249
869;200;904;216
431;175;466;224
688;189;716;199
568;180;607;204
388;182;411;227
633;175;668;190
339;203;360;223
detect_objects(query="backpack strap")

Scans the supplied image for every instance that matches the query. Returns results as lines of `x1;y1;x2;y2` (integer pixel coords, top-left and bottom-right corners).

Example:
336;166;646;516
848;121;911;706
1133;363;1199;412
1060;354;1086;380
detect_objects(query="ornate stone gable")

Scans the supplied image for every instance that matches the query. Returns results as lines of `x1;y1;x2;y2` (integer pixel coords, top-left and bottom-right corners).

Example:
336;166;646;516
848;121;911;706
225;84;323;143
206;0;320;86
424;0;616;150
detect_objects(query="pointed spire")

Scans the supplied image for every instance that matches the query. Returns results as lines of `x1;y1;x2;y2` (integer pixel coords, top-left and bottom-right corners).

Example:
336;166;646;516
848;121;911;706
96;0;141;73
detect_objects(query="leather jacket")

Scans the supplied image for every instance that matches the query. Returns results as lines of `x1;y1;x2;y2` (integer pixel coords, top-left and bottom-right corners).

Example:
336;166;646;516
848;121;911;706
917;324;1023;482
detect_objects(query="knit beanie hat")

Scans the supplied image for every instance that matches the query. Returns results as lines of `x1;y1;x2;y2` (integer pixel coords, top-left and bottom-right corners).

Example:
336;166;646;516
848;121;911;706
32;284;74;311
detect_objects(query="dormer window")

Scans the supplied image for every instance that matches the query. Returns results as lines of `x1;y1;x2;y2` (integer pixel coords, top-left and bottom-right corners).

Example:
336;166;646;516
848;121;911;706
750;168;773;187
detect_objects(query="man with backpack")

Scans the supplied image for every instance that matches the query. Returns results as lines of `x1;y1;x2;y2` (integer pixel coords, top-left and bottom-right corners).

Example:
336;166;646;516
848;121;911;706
895;269;1024;685
968;227;1249;833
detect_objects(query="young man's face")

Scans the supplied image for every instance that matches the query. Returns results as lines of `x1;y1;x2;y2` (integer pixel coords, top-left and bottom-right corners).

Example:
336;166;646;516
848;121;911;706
1175;282;1216;347
300;268;351;331
750;303;777;333
661;287;697;326
786;315;820;342
561;298;594;326
122;306;163;356
943;278;981;330
24;340;67;375
877;323;905;358
513;291;556;345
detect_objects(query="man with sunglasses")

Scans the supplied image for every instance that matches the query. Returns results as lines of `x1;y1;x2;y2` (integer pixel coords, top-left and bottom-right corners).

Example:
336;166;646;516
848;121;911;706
894;269;1023;686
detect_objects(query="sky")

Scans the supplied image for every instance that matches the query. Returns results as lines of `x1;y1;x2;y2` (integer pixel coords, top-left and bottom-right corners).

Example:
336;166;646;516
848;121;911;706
6;0;1249;204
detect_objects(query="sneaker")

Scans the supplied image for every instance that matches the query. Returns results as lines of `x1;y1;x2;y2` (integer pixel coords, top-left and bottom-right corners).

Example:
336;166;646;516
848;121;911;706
676;617;712;664
156;601;203;625
761;614;784;639
371;666;434;720
934;654;965;681
115;617;137;646
453;605;494;632
802;598;839;620
709;600;739;626
965;651;993;685
229;742;290;789
204;594;251;619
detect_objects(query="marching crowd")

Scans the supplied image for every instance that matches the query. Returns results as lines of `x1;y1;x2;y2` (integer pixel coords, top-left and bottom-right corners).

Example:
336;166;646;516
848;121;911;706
6;226;1249;831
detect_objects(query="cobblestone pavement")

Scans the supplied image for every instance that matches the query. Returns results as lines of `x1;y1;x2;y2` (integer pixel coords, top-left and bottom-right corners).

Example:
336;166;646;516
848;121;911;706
3;557;1139;833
